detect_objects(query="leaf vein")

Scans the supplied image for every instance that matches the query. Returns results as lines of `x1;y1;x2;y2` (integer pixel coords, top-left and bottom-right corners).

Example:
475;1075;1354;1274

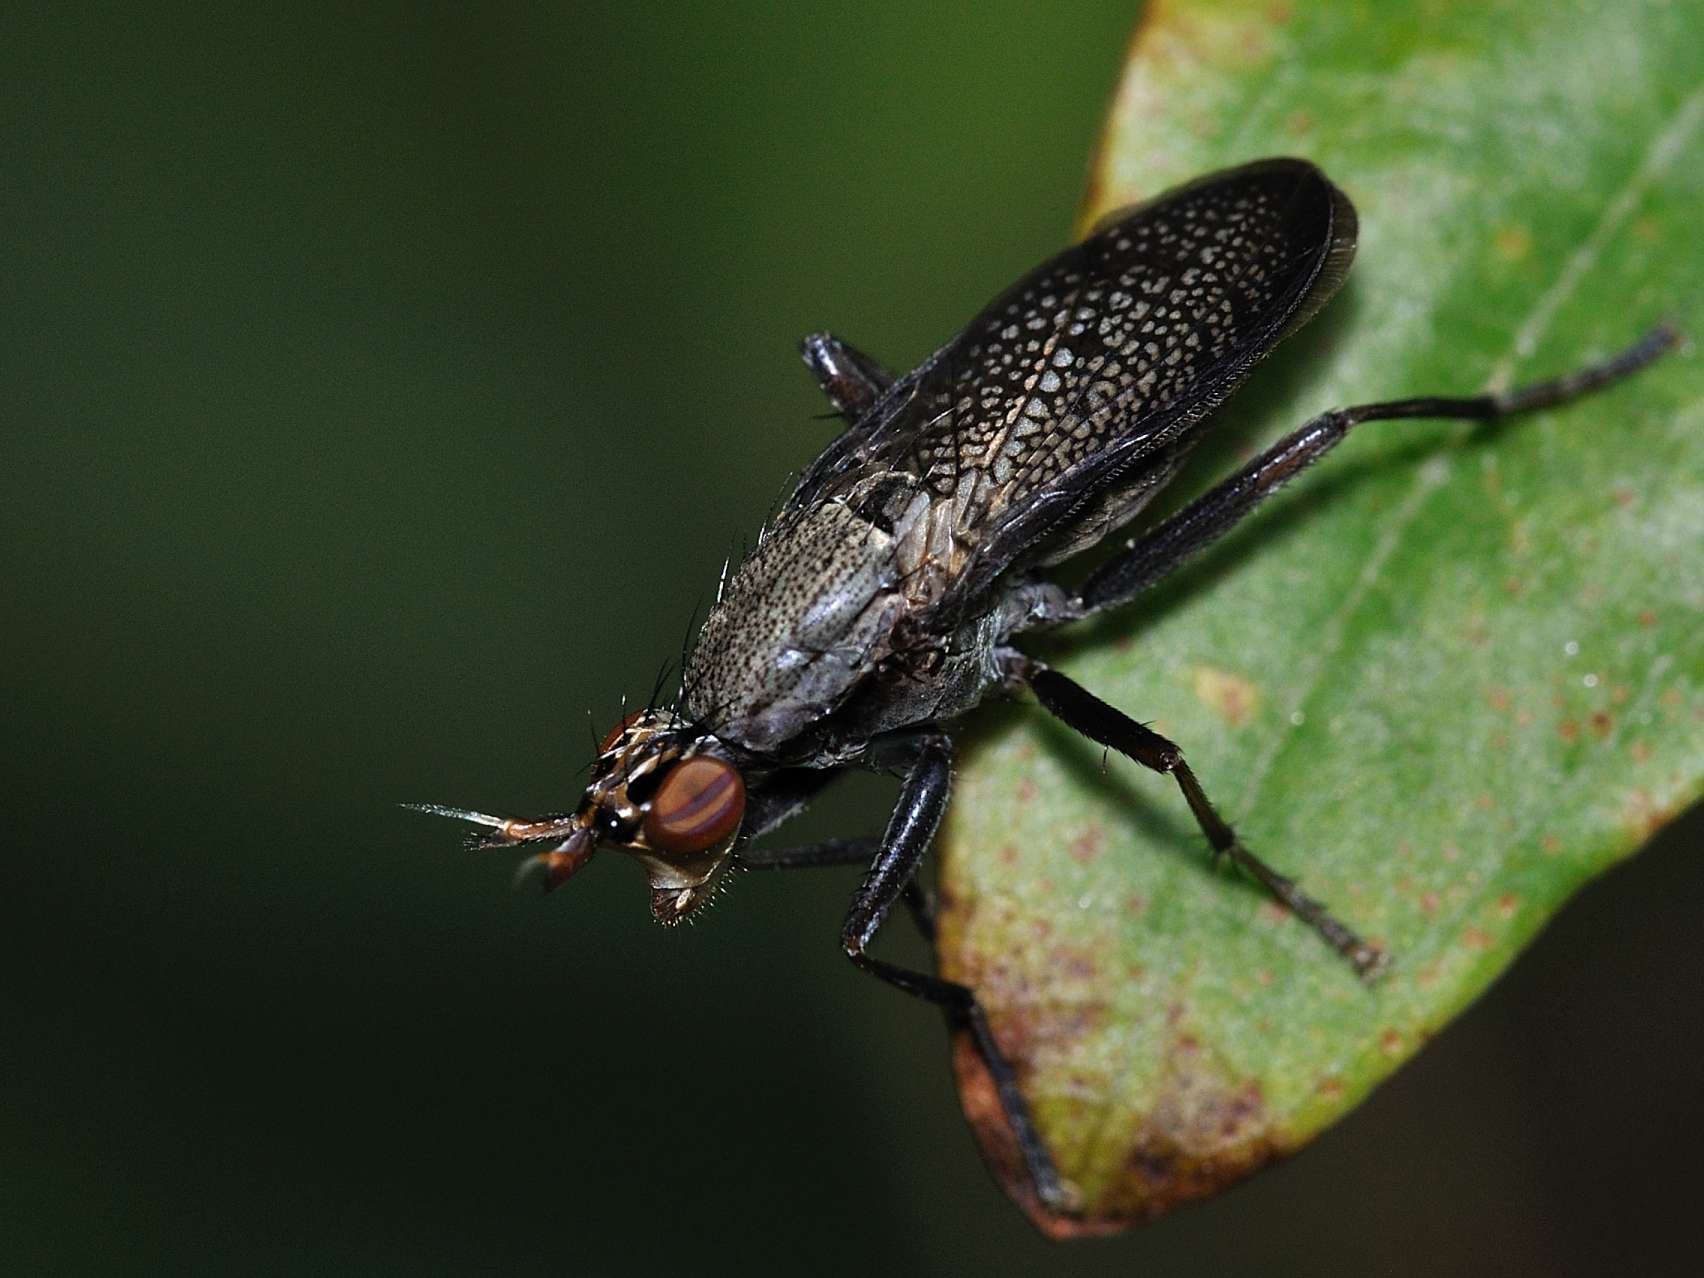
1492;82;1704;384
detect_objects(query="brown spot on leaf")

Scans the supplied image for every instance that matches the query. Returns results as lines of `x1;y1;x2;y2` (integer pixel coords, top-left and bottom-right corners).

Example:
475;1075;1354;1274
1379;1029;1404;1058
1559;718;1580;743
1190;665;1258;727
1102;1071;1276;1224
1542;834;1563;854
948;1031;1116;1240
1068;824;1107;865
1124;893;1149;917
1317;1076;1344;1099
1638;609;1657;628
1486;686;1512;712
1463;926;1494;951
1493;224;1532;261
1058;946;1099;983
1621;788;1678;841
950;1014;1276;1235
1419;890;1441;915
1630;740;1652;763
1016;778;1039;803
1590;710;1613;739
1496;893;1519;920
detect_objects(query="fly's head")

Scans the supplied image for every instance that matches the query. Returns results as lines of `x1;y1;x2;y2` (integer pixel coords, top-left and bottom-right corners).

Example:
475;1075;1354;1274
412;708;747;926
583;709;748;923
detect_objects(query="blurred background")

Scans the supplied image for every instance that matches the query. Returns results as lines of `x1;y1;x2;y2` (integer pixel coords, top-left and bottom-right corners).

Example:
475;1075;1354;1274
3;3;1699;1274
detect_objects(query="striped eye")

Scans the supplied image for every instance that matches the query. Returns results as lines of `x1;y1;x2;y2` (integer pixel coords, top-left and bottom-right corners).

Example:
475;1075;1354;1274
642;757;745;855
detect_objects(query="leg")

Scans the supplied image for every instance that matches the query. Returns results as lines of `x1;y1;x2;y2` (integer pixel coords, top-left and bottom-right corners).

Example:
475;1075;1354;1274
1077;324;1678;615
1017;658;1388;980
741;767;848;842
800;331;894;422
736;835;935;943
737;837;880;871
839;733;1072;1211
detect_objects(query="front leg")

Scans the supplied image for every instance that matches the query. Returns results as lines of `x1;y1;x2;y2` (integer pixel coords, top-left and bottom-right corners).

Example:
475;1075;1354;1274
840;732;1072;1212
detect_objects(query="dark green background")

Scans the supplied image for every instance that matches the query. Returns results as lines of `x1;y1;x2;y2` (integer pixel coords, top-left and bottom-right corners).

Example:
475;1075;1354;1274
4;4;1699;1274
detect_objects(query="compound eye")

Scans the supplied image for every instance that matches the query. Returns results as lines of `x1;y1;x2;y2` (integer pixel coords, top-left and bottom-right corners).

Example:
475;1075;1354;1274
642;757;745;855
599;711;645;756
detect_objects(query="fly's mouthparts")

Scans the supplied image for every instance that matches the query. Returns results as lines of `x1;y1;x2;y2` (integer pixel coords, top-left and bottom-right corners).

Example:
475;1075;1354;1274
404;802;587;851
400;802;511;828
530;828;597;894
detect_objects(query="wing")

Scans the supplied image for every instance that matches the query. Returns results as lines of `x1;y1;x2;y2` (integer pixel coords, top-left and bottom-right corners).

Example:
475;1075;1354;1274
785;158;1356;621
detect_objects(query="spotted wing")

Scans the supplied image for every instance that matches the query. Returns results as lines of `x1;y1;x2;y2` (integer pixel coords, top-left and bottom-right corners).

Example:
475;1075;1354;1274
786;158;1356;618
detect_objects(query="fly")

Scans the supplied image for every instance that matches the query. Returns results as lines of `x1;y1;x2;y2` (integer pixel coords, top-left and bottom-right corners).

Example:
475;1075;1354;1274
411;158;1676;1213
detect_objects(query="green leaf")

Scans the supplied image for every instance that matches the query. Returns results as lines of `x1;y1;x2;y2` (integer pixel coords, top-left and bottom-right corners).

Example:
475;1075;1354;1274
935;0;1702;1237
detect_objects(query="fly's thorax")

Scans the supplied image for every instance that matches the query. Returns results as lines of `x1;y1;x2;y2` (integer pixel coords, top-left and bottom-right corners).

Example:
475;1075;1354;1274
683;474;932;755
821;589;1056;744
